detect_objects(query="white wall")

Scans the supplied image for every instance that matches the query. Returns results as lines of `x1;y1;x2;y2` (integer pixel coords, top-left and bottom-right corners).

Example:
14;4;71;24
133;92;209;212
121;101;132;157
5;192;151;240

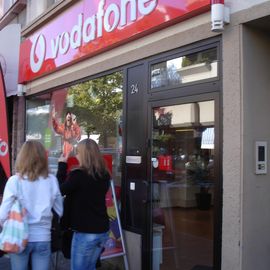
226;0;269;13
221;2;270;268
222;22;242;270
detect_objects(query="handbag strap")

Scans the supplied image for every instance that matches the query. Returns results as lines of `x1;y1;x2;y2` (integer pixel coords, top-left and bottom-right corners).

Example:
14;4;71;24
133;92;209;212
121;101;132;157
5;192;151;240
15;176;25;209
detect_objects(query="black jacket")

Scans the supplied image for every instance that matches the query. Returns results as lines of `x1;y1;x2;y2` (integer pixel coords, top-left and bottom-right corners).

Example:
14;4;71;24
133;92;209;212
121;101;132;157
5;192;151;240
57;162;110;233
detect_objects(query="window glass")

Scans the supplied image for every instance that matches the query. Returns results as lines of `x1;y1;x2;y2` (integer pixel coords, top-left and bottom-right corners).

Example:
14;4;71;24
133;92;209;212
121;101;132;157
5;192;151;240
26;0;59;24
151;48;218;89
151;101;215;269
47;0;57;8
25;71;123;186
26;0;46;23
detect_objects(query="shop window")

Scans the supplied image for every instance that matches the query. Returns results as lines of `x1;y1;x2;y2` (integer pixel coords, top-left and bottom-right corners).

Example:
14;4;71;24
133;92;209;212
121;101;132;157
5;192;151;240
25;71;123;186
150;48;218;89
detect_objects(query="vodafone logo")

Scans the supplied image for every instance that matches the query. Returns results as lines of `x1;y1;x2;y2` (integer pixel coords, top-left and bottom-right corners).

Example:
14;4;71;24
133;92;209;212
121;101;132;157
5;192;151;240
30;34;46;73
0;140;8;157
29;0;157;73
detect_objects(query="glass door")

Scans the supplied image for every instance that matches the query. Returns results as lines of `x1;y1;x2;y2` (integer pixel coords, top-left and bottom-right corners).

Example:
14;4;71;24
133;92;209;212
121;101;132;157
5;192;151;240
150;100;215;270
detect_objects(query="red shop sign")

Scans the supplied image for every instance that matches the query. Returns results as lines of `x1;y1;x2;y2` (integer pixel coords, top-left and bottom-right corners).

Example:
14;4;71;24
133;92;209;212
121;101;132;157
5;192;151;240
158;155;172;171
19;0;210;83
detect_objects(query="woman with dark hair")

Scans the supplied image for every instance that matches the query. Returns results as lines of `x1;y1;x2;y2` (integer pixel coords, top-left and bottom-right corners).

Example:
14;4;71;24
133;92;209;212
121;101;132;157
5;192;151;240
57;138;110;270
0;140;63;270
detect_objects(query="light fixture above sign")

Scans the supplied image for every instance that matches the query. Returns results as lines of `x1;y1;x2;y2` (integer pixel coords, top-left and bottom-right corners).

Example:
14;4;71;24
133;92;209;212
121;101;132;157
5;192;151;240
211;0;230;32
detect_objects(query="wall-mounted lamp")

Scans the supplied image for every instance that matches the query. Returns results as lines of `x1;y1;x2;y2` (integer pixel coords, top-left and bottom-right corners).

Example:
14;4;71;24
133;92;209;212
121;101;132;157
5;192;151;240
211;0;230;32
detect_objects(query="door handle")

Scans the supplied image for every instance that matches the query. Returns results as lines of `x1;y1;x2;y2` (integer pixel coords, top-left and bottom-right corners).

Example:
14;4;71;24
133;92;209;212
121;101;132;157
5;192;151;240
142;199;152;204
142;180;149;204
142;180;149;187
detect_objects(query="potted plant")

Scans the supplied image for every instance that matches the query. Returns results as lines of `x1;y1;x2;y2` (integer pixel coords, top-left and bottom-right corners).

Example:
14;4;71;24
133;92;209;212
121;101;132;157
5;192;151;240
185;156;213;210
195;182;212;210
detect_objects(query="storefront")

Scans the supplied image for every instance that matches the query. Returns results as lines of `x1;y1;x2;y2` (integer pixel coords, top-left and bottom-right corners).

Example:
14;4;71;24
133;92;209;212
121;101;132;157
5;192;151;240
13;0;270;269
16;1;224;269
1;0;270;269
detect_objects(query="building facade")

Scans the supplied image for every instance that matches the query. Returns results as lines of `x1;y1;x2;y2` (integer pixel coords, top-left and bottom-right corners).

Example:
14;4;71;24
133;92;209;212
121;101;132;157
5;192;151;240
1;0;270;269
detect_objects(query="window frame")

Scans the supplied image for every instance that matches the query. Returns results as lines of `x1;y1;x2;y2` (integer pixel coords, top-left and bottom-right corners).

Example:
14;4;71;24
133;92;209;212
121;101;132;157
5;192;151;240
148;41;221;94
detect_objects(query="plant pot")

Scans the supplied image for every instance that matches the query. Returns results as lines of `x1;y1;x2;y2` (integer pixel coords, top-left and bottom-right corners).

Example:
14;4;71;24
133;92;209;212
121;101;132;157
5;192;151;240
195;193;212;210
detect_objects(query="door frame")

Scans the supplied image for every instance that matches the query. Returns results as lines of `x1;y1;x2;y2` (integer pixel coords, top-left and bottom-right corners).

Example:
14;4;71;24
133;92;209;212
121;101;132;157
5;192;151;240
142;92;222;270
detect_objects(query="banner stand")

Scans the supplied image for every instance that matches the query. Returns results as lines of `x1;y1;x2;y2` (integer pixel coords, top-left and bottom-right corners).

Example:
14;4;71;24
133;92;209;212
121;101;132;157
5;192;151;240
101;180;129;270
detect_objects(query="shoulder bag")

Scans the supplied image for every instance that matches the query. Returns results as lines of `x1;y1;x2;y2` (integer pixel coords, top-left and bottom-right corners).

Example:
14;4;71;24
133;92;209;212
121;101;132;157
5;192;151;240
0;177;28;253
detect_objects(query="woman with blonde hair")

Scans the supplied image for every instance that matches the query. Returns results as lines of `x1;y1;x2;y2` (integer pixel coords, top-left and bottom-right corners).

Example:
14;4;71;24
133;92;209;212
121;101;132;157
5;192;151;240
0;140;63;270
57;138;110;270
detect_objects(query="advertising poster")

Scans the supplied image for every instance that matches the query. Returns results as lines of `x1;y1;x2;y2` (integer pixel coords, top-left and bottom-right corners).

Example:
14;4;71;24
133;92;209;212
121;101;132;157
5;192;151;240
102;154;125;259
51;108;81;158
102;181;123;259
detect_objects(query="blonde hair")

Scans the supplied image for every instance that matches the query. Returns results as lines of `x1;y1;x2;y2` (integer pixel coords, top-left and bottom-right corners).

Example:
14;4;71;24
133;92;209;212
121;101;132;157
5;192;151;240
77;139;107;177
15;140;49;181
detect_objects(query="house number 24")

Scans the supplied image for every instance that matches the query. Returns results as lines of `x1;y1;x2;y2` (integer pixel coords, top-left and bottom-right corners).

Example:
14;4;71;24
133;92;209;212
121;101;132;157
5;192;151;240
131;83;139;95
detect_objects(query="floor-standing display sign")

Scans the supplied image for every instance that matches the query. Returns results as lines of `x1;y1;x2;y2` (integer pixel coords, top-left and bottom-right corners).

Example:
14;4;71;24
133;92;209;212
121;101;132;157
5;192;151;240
102;180;129;270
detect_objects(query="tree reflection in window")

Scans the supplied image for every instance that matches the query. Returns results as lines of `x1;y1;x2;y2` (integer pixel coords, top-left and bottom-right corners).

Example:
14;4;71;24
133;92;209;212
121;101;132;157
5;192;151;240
67;72;123;147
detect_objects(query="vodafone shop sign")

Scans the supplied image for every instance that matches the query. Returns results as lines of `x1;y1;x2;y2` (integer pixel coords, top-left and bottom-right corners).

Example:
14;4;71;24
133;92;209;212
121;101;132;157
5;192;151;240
18;0;210;83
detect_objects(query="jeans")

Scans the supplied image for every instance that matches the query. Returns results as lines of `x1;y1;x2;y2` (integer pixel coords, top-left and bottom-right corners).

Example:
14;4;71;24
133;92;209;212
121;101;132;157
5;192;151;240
71;231;108;270
9;241;51;270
